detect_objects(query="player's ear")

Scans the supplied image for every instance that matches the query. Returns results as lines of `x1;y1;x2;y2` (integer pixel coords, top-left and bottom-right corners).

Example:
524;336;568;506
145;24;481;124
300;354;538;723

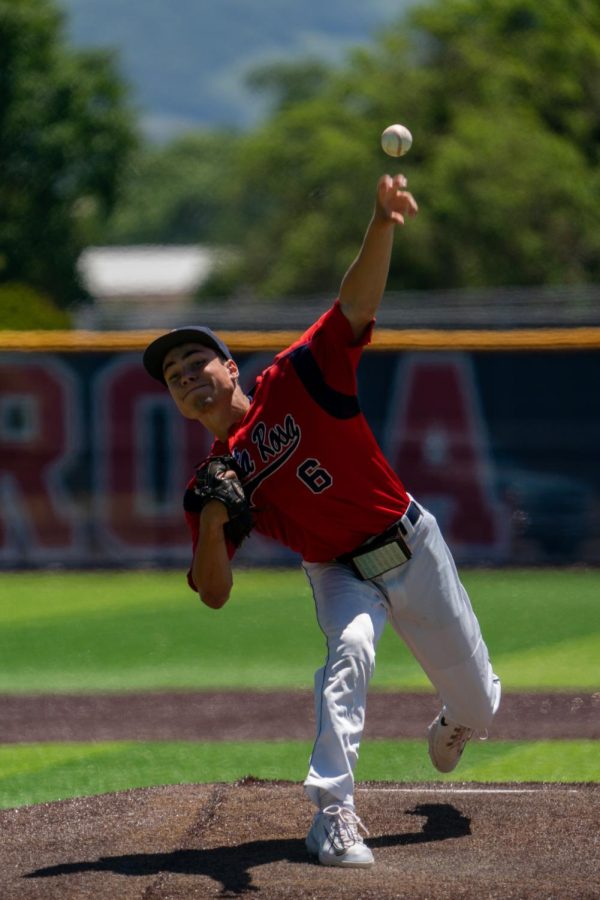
224;358;239;381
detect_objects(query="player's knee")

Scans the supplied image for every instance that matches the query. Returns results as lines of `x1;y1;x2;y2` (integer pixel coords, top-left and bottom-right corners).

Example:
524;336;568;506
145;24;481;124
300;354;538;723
337;618;377;672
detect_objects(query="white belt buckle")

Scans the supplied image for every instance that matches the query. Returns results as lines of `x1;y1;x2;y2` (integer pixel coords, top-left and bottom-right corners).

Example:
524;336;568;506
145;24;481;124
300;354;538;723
352;540;410;579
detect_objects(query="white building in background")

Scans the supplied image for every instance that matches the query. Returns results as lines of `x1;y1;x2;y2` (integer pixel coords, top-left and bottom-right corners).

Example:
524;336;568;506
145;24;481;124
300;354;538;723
75;246;600;332
75;245;220;329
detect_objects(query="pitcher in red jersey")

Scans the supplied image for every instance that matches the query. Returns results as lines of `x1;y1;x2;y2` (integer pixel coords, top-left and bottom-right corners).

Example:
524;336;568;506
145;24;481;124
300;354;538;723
143;174;501;869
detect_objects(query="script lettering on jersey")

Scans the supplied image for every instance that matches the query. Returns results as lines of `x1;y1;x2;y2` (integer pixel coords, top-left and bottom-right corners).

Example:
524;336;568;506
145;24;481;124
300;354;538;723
232;447;255;477
238;414;302;501
252;414;300;463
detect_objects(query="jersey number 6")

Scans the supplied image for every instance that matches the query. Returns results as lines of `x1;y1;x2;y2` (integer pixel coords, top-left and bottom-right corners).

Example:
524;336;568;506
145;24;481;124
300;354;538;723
297;458;333;494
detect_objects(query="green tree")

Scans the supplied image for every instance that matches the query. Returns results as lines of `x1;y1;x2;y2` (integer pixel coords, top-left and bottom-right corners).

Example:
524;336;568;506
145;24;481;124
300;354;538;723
245;59;332;113
103;131;240;245
218;0;600;294
96;0;600;296
0;281;71;328
222;101;380;297
0;0;137;308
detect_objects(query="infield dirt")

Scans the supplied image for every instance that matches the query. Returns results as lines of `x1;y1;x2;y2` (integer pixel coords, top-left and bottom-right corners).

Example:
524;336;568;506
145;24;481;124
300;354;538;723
2;780;598;899
2;690;599;742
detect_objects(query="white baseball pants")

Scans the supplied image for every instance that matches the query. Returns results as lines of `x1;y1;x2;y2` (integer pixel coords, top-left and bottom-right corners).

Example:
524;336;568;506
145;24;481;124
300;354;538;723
302;501;501;810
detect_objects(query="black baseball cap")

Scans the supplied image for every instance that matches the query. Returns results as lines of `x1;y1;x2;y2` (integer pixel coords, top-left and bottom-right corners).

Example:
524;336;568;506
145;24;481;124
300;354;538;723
143;326;232;385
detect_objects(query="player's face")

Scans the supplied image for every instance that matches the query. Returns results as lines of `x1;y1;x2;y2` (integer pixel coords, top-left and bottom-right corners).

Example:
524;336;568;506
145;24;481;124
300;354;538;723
163;343;238;419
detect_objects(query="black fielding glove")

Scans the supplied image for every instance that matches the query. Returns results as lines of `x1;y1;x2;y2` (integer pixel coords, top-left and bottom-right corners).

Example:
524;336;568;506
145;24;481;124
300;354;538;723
183;455;253;547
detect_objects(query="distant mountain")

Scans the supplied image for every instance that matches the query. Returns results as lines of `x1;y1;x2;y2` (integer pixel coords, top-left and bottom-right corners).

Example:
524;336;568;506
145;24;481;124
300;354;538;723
58;0;414;141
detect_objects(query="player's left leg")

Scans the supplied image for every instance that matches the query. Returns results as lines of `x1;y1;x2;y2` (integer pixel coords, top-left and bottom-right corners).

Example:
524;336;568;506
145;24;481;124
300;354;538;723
377;504;501;770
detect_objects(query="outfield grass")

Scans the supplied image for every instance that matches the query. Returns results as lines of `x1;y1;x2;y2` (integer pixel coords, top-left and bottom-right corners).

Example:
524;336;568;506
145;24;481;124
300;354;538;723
0;568;599;692
0;739;597;810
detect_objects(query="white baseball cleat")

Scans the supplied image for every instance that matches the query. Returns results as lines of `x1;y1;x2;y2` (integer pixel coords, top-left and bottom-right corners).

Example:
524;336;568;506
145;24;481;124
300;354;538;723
306;804;374;867
428;711;474;773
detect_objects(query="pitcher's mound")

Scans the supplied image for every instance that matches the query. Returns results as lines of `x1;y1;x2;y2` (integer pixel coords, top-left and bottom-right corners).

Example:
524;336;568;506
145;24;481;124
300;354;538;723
3;780;598;899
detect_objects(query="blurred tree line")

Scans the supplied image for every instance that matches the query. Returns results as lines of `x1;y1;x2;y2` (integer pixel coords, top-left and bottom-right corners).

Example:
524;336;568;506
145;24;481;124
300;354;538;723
1;0;599;324
108;0;600;298
0;0;136;326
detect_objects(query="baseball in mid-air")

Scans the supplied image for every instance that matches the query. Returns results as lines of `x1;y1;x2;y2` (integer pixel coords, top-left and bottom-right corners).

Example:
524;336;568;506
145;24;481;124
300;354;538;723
381;124;413;158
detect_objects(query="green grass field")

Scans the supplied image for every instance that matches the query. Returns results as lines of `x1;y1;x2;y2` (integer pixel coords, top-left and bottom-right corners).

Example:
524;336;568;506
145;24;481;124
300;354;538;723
1;740;597;810
1;567;598;809
1;567;598;691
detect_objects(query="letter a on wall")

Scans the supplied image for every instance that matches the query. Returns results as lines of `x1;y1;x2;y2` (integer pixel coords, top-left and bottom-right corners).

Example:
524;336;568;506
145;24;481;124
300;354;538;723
384;353;509;562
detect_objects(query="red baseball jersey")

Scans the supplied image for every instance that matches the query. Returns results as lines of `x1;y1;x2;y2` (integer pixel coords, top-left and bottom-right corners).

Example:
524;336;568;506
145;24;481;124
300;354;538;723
185;300;410;574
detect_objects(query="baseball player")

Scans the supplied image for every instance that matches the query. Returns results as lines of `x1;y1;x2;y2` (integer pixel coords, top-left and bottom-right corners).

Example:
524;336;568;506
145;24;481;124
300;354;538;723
143;174;501;869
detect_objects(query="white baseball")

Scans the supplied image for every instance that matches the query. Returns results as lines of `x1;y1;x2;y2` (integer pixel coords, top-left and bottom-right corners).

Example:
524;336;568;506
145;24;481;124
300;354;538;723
381;124;413;158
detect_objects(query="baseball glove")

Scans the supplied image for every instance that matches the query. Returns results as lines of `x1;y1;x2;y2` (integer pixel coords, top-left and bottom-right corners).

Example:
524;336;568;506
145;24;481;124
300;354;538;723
183;454;253;547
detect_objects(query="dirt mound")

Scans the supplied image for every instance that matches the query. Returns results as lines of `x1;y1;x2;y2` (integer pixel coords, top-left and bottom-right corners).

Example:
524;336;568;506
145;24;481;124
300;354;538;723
2;780;598;899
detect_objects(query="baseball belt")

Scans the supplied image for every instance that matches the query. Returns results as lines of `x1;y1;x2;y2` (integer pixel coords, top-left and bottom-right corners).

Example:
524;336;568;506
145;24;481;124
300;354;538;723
336;500;422;580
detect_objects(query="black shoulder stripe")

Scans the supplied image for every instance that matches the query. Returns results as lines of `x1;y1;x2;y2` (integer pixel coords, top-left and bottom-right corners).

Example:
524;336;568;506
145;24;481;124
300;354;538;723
289;344;360;419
